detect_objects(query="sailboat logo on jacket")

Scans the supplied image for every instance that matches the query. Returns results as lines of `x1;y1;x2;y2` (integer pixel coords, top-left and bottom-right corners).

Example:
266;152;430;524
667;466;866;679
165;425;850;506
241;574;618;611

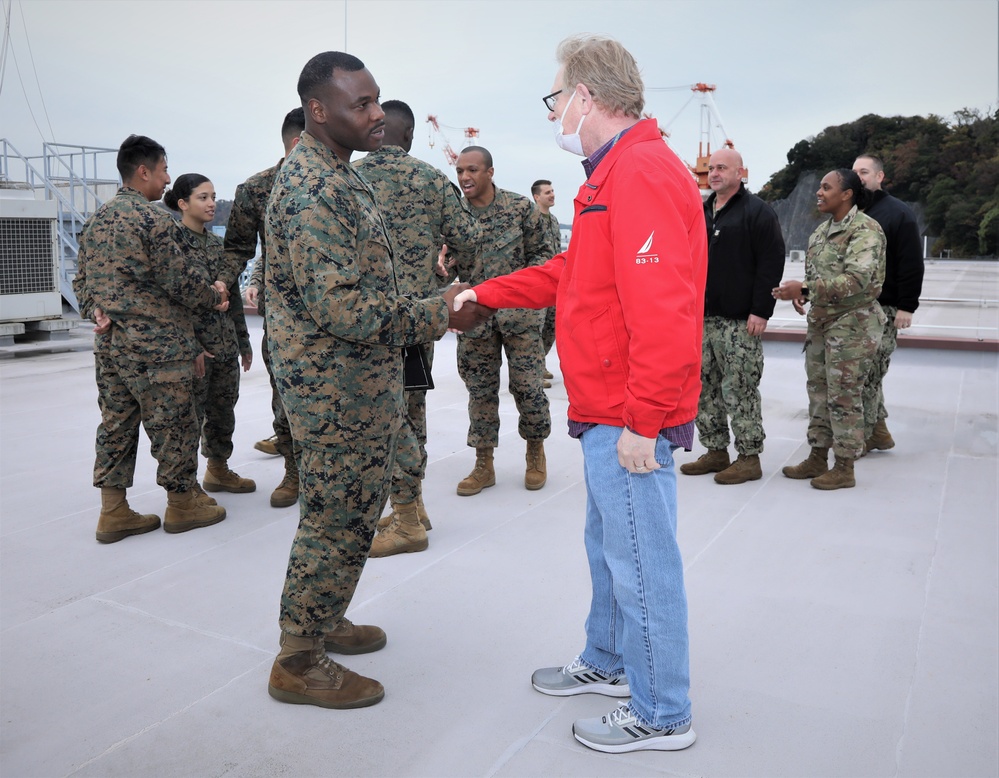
636;232;659;264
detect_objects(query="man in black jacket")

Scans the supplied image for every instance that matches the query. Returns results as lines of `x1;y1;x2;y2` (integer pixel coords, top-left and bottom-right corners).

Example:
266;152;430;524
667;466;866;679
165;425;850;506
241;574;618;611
680;148;785;484
853;154;924;452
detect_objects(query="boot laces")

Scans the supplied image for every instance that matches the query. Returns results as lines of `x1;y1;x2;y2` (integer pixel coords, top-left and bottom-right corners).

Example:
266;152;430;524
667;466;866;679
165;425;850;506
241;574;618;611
314;652;346;680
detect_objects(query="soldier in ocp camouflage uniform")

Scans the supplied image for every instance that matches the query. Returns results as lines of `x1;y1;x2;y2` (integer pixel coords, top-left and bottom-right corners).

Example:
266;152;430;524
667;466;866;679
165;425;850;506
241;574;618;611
453;147;552;497
774;169;886;490
263;52;493;711
225;107;306;509
355;99;483;557
73;135;228;543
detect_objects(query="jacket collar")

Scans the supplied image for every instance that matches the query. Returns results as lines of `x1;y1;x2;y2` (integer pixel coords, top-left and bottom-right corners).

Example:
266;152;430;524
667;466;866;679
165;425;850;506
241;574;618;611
583;118;663;186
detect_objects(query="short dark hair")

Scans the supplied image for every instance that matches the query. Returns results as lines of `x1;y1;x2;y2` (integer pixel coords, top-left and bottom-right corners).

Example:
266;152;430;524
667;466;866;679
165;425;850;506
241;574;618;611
281;108;305;143
382;100;414;126
297;51;365;101
163;173;211;211
834;168;874;211
459;145;492;168
531;179;552;196
116;135;166;182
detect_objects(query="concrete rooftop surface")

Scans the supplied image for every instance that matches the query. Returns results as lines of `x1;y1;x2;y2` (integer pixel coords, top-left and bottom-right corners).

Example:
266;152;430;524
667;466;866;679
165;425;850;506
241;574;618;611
1;304;997;777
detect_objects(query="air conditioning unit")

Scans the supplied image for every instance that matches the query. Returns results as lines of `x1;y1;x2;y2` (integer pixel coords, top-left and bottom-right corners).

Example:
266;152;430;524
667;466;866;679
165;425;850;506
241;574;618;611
0;189;62;322
789;250;805;263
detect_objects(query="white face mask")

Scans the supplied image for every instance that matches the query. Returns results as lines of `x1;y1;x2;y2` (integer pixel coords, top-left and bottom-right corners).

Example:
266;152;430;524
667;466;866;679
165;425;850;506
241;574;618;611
553;91;586;156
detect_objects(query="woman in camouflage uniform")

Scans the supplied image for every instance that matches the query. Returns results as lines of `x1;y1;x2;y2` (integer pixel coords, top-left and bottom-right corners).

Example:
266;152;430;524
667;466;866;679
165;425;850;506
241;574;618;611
165;174;255;495
773;169;886;490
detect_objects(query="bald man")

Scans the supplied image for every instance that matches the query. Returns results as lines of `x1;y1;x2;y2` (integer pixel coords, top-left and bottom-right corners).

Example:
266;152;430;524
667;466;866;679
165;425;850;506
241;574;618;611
679;148;786;484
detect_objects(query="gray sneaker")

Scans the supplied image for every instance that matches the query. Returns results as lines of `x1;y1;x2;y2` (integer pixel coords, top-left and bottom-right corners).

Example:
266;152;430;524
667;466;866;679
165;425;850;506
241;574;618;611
573;704;696;753
531;656;630;697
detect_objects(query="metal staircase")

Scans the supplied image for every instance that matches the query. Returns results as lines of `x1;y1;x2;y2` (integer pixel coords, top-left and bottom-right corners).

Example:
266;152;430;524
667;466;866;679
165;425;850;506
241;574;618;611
1;140;119;313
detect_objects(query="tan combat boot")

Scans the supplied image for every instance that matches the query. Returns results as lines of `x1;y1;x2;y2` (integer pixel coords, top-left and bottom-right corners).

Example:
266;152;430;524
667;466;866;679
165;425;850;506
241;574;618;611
324;617;387;654
679;449;731;476
270;455;299;508
714;454;763;485
369;501;429;557
865;419;896;452
267;632;384;709
191;482;218;506
254;435;279;455
416;491;432;531
204;458;256;493
164;490;226;534
378;492;432;530
95;487;160;544
457;447;495;496
810;456;856;490
525;439;547;490
782;447;829;479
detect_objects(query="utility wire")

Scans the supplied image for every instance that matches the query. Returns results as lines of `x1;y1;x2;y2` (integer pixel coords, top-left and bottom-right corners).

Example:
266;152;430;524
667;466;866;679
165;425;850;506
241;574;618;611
4;0;49;141
17;0;55;139
0;0;12;97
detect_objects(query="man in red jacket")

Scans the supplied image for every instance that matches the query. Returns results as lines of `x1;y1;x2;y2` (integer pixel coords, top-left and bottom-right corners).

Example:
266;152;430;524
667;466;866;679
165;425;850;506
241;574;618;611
453;34;706;754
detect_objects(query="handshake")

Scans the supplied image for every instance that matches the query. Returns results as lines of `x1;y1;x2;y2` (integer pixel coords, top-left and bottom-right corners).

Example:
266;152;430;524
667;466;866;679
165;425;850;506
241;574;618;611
212;280;230;312
442;283;494;333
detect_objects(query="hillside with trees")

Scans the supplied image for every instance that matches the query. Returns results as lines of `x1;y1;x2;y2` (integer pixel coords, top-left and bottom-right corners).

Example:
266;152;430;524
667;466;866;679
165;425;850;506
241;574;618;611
759;108;999;257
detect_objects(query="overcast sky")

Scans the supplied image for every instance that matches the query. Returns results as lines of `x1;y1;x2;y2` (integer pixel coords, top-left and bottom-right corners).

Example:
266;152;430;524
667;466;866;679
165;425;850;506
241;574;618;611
2;0;997;216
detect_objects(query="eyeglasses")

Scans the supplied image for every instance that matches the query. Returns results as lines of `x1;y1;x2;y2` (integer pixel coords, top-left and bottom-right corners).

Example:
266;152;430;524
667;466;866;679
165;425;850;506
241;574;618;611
542;90;562;112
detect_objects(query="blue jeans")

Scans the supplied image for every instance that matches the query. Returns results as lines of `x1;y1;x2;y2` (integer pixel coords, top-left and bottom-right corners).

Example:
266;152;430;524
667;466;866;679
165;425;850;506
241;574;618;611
579;424;692;729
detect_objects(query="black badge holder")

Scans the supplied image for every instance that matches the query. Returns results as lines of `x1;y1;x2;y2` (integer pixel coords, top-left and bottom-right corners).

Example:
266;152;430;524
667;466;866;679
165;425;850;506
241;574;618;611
403;343;434;390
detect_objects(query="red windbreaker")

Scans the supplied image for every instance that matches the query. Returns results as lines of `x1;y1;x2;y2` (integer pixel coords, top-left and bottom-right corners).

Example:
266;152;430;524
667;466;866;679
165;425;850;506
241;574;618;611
474;119;707;438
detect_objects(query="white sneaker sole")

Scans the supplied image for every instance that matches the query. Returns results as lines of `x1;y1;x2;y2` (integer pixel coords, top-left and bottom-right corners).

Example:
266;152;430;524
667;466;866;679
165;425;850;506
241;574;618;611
532;680;631;697
573;726;696;753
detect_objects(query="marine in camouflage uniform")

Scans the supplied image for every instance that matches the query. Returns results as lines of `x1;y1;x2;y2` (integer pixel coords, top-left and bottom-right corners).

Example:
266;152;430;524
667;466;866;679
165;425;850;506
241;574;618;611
355;100;482;555
75;171;227;541
680;154;786;485
225;161;294;459
453;148;552;494
801;206;886;460
177;224;253;484
265;128;454;640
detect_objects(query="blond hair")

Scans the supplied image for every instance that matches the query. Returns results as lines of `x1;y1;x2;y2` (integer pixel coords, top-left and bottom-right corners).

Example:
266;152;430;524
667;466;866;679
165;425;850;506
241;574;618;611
556;34;644;119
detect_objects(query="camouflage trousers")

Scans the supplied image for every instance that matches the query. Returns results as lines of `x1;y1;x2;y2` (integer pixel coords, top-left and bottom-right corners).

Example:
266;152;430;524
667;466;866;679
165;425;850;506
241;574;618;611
260;320;294;459
92;352;199;492
861;304;898;436
804;304;886;459
541;307;556;357
193;352;240;461
695;316;765;455
279;433;397;636
390;343;433;505
457;328;551;448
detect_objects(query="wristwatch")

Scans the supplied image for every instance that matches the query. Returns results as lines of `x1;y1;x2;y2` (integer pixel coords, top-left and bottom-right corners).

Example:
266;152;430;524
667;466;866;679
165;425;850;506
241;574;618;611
800;284;809;300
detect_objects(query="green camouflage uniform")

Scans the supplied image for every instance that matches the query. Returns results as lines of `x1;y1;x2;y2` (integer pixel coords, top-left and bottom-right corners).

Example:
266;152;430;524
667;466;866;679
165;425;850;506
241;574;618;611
223;161;294;459
74;187;224;493
455;186;552;448
355;145;482;504
803;206;887;459
539;210;561;356
265;132;450;637
179;225;251;461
